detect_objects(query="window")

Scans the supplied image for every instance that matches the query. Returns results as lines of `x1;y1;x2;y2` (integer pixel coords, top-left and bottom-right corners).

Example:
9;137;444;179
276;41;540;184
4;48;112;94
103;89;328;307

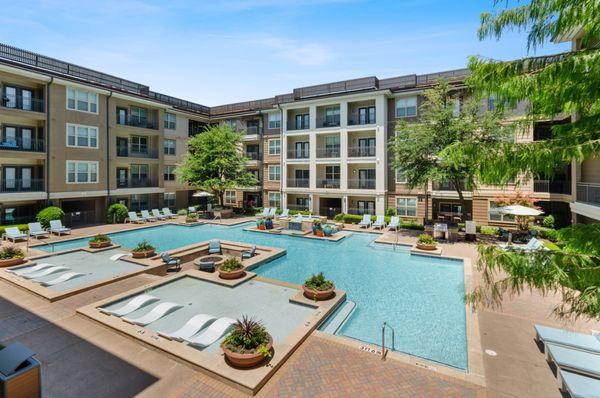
225;190;236;205
324;106;340;126
325;165;340;180
164;113;176;129
66;161;98;184
395;168;407;183
268;139;281;155
130;194;149;211
131;107;148;127
164;192;176;208
131;136;148;154
268;192;281;208
66;124;98;148
268;113;281;129
396;197;417;217
489;201;515;222
358;106;375;124
164;139;176;155
439;202;462;215
294;114;309;130
268;165;281;181
396;96;417;118
163;165;176;181
66;87;97;113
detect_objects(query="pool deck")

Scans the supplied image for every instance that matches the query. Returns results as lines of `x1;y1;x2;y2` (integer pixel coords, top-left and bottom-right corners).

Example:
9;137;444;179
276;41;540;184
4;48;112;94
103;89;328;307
1;219;600;397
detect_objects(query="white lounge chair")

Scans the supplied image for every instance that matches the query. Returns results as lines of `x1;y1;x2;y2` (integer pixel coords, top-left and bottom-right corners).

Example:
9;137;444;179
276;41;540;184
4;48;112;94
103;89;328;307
208;239;221;254
23;266;69;279
27;222;49;239
546;343;600;380
49;220;71;236
41;272;84;286
559;369;600;398
3;227;28;242
152;209;168;220
268;208;277;217
140;210;157;222
188;206;197;214
162;208;177;219
358;214;372;228
127;212;145;224
99;294;159;317
277;209;289;219
388;216;400;231
500;237;544;252
158;314;217;341
535;324;600;354
256;208;270;217
109;253;127;261
184;317;236;348
372;215;386;230
123;302;183;326
8;263;54;275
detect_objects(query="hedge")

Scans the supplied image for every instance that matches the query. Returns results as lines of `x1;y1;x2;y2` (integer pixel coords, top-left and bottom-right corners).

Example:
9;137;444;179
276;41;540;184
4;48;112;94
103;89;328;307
532;226;559;242
0;224;29;236
480;226;499;236
36;206;65;229
107;203;129;223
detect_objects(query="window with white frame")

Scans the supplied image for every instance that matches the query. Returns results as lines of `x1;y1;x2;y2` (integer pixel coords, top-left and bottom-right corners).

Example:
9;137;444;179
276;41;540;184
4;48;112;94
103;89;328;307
268;139;281;155
395;168;407;183
268;113;281;129
395;197;417;217
66;161;98;183
66;87;98;113
268;192;281;208
268;165;281;181
164;192;176;208
163;165;176;181
164;139;176;155
225;190;236;205
395;96;417;118
66;124;98;148
164;113;176;129
489;201;515;222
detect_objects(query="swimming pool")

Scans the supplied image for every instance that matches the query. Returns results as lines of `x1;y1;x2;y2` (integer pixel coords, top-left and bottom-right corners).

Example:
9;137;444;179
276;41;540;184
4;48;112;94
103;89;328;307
41;223;468;369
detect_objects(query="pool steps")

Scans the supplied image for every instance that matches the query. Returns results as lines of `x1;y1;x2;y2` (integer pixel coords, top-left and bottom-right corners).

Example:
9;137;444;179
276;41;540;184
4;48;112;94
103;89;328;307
321;300;356;334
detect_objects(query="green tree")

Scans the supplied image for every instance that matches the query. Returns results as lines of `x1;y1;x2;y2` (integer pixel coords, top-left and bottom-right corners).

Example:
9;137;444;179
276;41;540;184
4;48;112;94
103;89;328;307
389;80;509;221
176;125;257;205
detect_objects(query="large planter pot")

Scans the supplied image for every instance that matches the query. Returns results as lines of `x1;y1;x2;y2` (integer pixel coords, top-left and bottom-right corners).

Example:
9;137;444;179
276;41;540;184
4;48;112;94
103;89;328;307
416;243;437;251
265;219;273;230
218;267;245;280
222;334;273;368
258;224;266;230
186;217;198;224
131;249;156;259
303;284;335;301
0;257;25;268
315;229;324;237
323;226;333;236
89;240;111;249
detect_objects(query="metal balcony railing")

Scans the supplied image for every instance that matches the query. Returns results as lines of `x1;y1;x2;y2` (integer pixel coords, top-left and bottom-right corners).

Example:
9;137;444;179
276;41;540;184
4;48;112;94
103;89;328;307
245;126;262;135
348;146;376;157
287;149;309;159
1;93;44;112
116;116;158;130
116;148;159;159
316;147;341;158
116;178;157;188
287;178;309;188
348;116;376;125
0;178;44;192
576;182;600;206
317;116;340;128
317;179;340;189
348;179;376;189
432;181;466;191
533;179;572;195
244;151;261;160
0;138;45;152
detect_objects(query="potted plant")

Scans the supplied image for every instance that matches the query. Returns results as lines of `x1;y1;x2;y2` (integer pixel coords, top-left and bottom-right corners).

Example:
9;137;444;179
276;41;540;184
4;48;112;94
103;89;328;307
222;316;273;368
256;218;266;230
264;215;273;230
88;234;111;248
131;240;156;258
185;212;198;223
312;219;324;237
416;234;437;250
303;272;335;300
323;224;333;237
0;246;25;267
218;258;245;280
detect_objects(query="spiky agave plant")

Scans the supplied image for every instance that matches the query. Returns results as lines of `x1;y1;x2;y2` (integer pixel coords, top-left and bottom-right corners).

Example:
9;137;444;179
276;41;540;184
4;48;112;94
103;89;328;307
223;315;270;355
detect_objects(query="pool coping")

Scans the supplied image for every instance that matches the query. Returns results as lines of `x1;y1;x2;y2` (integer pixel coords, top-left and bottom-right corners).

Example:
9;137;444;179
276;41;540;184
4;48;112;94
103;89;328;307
244;225;350;242
76;270;346;395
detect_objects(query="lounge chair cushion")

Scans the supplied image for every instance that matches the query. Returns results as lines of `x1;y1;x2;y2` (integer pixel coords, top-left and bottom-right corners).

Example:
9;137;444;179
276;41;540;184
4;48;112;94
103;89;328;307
560;370;600;398
535;324;600;354
208;239;221;254
547;344;600;377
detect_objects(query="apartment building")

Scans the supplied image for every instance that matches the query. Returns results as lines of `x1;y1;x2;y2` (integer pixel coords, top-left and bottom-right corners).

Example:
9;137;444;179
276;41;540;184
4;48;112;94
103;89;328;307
0;43;583;227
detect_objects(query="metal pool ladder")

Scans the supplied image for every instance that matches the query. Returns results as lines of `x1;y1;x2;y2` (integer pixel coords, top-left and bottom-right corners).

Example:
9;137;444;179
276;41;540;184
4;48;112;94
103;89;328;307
381;321;395;360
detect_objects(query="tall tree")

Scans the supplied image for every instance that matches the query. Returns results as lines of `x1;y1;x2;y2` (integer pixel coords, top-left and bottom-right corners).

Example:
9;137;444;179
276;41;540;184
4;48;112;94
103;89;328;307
177;125;257;205
389;80;509;221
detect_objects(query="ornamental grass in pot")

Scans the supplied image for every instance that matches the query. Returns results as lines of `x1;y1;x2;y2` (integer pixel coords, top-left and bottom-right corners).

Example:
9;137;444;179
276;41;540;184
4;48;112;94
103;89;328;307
0;246;25;267
185;212;199;223
303;272;335;300
416;234;437;250
312;219;324;237
256;218;266;230
88;234;111;248
218;257;245;280
222;316;273;368
131;240;156;258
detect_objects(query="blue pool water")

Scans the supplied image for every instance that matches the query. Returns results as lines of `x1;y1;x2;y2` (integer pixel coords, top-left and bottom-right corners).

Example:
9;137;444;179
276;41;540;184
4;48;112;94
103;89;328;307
40;223;468;369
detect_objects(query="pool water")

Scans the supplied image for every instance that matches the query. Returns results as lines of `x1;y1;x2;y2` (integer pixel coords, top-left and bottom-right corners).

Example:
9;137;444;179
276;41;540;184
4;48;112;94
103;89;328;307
41;223;468;369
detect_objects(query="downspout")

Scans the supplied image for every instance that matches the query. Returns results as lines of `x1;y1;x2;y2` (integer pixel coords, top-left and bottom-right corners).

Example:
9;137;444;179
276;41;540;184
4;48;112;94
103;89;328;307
45;77;54;205
106;91;113;205
277;104;283;208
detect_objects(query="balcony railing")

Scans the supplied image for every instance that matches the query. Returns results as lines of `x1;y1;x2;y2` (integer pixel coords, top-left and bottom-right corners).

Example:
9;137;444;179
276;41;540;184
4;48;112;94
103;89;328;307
316;147;341;158
116;178;158;188
287;123;310;131
432;181;466;191
287;178;309;188
116;148;159;159
348;117;376;125
533;179;572;195
245;126;262;135
244;152;261;161
347;179;376;189
0;179;44;192
348;146;376;157
0;138;45;152
288;204;310;211
117;116;158;130
287;149;309;159
576;182;600;206
1;94;44;112
317;179;340;189
348;207;375;215
317;117;340;128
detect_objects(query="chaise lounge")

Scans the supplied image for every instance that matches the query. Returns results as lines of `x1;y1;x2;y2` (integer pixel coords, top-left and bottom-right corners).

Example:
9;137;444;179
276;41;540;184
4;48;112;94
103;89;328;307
99;294;159;317
3;227;28;242
126;212;145;224
358;214;372;228
123;302;183;326
27;222;49;239
48;220;71;235
535;324;600;354
158;314;217;341
184;317;236;348
372;215;386;230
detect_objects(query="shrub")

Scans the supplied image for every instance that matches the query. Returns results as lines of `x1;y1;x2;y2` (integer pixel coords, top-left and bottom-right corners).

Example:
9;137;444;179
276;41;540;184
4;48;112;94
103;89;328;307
400;221;424;230
542;215;555;229
480;226;499;236
532;226;559;242
36;206;64;229
177;209;188;216
333;213;345;221
132;240;155;252
304;272;334;291
89;234;110;243
0;246;24;260
220;258;243;272
223;316;271;355
107;203;128;223
186;212;198;220
417;234;435;245
385;207;396;217
289;210;312;216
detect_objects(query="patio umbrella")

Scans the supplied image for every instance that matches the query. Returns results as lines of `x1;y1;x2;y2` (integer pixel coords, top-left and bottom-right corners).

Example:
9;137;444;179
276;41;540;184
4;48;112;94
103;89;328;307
192;191;214;197
499;205;543;217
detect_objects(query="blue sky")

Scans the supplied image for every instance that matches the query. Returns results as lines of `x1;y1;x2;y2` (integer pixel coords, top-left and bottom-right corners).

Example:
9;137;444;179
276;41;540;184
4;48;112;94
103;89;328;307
0;0;569;105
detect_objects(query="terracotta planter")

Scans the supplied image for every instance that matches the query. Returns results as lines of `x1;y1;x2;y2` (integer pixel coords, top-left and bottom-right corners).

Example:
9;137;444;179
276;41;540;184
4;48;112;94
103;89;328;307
416;243;437;251
303;284;335;301
222;334;273;368
186;217;198;223
258;224;266;230
89;240;111;249
218;267;245;280
0;257;25;268
131;249;156;259
315;230;324;237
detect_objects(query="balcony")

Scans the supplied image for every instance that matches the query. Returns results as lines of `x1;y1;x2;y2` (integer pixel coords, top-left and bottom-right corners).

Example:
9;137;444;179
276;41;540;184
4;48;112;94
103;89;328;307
287;121;310;131
432;181;466;191
287;178;309;188
576;182;600;206
116;148;159;159
317;179;340;189
287;149;309;159
347;179;375;190
117;116;158;130
348;117;376;126
1;94;44;113
116;178;158;188
316;147;341;158
533;179;572;195
348;146;375;157
245;125;263;135
244;151;261;161
0;138;45;152
317;116;340;128
0;179;44;192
